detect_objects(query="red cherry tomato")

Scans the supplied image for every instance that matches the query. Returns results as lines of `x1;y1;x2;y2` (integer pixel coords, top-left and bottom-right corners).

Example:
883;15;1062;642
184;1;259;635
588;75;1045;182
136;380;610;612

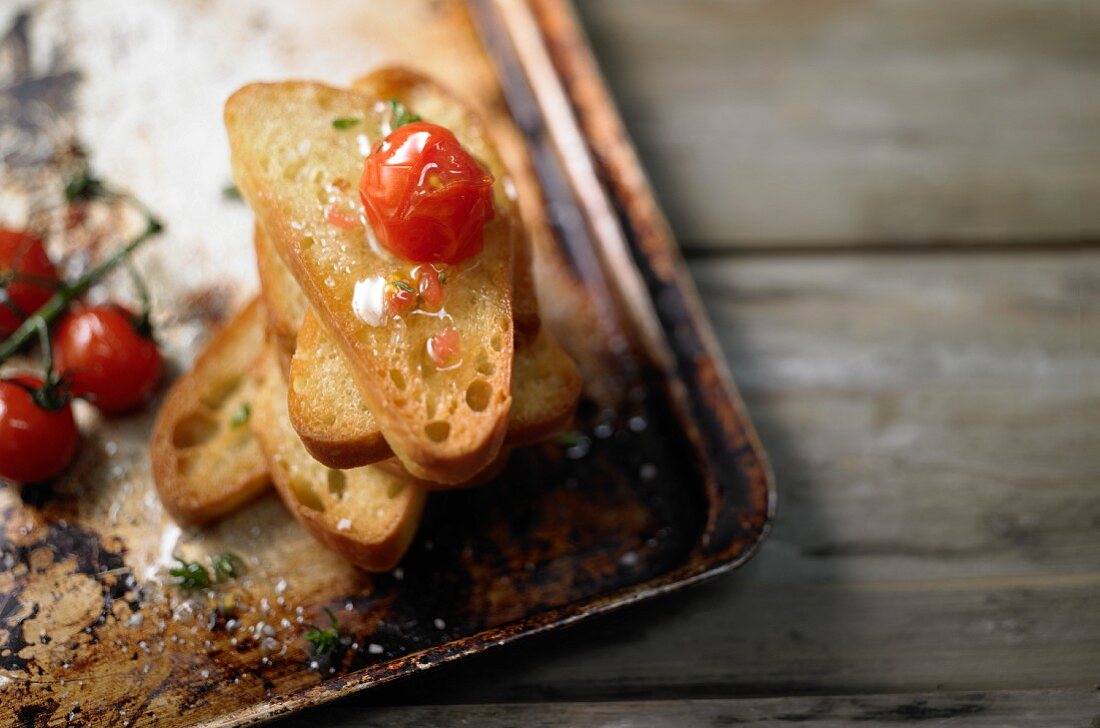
427;326;461;369
416;265;444;311
0;229;59;336
359;122;494;264
0;377;78;484
385;281;418;317
53;305;163;414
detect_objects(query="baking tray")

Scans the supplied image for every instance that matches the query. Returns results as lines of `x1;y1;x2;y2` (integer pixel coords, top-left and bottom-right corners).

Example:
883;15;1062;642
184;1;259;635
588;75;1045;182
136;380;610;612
0;0;774;724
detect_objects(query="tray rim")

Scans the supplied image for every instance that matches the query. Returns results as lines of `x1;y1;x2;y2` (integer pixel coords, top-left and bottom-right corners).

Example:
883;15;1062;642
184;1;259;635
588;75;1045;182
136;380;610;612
207;543;768;727
205;1;776;724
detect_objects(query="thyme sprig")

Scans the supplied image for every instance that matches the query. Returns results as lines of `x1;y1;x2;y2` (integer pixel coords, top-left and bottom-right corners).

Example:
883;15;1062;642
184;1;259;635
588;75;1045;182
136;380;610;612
169;556;211;590
304;607;342;656
169;552;243;590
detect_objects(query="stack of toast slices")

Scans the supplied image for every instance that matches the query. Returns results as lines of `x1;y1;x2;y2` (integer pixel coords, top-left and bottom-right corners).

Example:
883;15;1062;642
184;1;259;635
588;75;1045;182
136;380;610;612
151;68;582;571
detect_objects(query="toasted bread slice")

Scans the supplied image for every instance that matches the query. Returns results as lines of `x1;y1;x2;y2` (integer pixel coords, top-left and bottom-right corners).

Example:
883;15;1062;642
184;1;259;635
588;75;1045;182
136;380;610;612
254;221;306;364
287;308;390;467
249;345;426;572
500;327;582;446
291;310;579;473
256;222;577;474
226;81;514;484
151;298;270;525
284;69;577;473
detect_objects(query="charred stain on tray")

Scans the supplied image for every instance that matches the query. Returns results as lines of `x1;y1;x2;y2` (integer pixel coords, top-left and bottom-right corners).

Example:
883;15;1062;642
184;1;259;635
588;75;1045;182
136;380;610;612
0;510;143;647
328;387;709;675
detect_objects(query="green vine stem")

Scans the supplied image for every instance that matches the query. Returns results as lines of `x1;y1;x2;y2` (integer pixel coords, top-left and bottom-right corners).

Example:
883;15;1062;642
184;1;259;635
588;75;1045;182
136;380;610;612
125;255;155;339
31;317;70;410
0;215;163;364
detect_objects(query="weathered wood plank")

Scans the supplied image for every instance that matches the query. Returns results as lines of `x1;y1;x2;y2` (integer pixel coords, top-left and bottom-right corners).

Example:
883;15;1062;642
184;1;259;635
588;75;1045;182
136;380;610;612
695;250;1100;582
345;573;1100;703
282;251;1099;719
574;1;1100;248
273;689;1099;727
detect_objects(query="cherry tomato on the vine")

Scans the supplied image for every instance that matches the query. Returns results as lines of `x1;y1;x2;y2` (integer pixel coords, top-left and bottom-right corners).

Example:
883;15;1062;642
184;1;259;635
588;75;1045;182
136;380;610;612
359;122;494;265
0;377;78;484
0;229;59;336
53;305;163;414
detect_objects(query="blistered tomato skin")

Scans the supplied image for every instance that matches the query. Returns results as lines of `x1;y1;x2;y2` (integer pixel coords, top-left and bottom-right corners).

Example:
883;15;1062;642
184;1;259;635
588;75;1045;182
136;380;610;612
359;122;494;265
0;378;78;484
53;305;163;415
0;229;59;336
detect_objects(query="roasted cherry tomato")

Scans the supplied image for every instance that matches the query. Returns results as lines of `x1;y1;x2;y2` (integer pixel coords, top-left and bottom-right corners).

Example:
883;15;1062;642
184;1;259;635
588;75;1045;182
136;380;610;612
385;280;418;316
359;122;494;264
416;265;444;311
53;305;163;414
0;229;59;336
427;326;461;369
0;377;78;484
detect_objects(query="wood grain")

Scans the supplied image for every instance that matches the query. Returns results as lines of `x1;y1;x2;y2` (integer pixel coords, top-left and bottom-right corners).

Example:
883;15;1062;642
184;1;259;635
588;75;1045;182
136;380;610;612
574;0;1100;249
277;689;1099;726
278;251;1099;721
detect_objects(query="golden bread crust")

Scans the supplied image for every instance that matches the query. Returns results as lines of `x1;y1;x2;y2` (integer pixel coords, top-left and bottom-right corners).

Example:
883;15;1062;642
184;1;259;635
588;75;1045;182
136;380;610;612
150;298;271;525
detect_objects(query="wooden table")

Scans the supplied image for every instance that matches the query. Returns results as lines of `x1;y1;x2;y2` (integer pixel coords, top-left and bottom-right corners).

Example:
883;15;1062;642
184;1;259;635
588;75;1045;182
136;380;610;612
277;1;1100;724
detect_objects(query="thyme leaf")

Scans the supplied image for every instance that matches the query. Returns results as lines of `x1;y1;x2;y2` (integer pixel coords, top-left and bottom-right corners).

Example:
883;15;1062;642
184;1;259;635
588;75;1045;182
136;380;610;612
230;402;251;428
304;607;342;655
169;557;211;590
332;117;360;130
388;99;421;130
554;430;583;448
211;552;243;582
